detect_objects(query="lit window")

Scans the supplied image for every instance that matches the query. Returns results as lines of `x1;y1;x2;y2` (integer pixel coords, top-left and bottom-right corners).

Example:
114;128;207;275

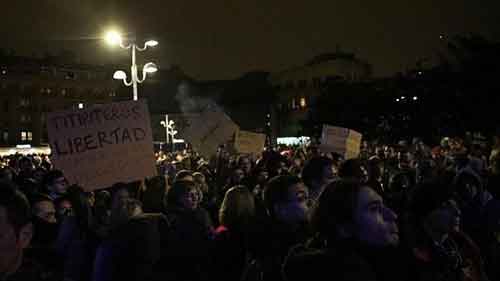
291;98;297;109
61;89;66;96
78;103;84;109
28;132;33;141
47;88;52;94
21;131;27;141
300;97;307;108
2;131;8;142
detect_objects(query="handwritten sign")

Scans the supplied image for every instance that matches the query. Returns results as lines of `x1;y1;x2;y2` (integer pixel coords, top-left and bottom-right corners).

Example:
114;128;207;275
320;125;362;159
235;130;266;154
47;100;157;191
180;110;239;158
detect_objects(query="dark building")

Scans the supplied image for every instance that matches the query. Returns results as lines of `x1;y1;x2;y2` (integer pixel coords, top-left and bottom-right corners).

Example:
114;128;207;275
0;55;118;146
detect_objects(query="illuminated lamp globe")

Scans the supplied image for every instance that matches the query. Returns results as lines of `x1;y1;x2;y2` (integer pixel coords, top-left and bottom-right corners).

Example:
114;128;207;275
143;62;158;73
145;40;159;47
105;31;122;46
113;70;127;80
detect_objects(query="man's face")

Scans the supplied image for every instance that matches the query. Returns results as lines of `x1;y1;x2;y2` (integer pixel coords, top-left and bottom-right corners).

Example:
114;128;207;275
0;207;29;275
321;164;336;185
51;177;68;195
179;187;199;210
239;158;252;174
275;182;310;224
33;201;57;224
354;187;399;247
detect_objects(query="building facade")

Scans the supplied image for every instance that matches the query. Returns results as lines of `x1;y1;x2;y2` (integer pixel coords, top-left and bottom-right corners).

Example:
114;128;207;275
269;51;372;137
0;56;118;146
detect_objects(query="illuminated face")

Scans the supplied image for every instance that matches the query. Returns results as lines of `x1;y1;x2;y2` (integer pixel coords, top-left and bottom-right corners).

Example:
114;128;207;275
33;201;57;224
179;187;199;210
354;187;399;247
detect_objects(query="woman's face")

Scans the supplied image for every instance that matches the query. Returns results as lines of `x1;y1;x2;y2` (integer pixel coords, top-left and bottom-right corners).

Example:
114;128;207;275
353;187;399;247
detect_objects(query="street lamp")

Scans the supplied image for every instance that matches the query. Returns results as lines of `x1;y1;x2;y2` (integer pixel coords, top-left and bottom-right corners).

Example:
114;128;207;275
160;114;178;151
105;30;158;101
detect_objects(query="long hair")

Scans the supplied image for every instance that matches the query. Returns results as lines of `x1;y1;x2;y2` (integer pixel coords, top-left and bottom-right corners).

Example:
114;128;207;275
219;185;255;232
311;179;363;241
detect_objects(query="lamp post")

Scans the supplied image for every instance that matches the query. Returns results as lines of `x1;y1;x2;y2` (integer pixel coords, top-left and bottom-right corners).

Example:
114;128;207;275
160;114;178;152
106;30;158;101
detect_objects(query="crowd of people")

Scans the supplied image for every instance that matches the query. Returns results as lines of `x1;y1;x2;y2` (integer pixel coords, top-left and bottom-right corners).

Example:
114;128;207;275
1;135;499;281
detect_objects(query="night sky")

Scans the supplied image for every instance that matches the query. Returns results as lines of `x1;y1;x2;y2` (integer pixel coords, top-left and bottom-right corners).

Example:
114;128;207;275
1;1;499;80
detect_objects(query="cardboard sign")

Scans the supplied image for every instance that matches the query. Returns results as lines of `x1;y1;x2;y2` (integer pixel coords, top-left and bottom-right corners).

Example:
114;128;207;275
320;125;362;159
235;130;266;154
180;109;239;158
47;100;157;191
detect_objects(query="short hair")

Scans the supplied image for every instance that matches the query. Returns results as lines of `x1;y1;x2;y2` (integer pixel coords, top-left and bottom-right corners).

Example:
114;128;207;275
165;180;197;208
301;157;334;187
263;175;302;216
311;179;364;239
0;181;31;233
175;170;194;181
43;169;65;187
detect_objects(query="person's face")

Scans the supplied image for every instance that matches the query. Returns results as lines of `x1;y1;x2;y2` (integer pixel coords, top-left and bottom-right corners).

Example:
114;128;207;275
233;169;245;183
240;158;252;174
180;187;199;210
0;207;32;275
426;199;461;234
353;187;399;247
274;182;310;224
34;201;57;224
51;177;68;195
257;171;269;184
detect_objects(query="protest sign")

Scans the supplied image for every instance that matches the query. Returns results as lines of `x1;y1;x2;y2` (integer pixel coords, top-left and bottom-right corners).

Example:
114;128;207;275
320;125;362;159
47;100;157;191
235;130;266;154
180;109;239;158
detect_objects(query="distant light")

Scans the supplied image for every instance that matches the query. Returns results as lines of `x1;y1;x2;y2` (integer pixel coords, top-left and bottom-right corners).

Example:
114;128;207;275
267;122;271;126
396;98;400;102
266;114;271;118
144;40;159;47
401;96;406;100
413;96;418;101
78;103;84;109
1;70;6;75
16;144;31;149
105;30;122;46
113;70;127;80
418;71;423;75
439;35;444;39
143;62;158;73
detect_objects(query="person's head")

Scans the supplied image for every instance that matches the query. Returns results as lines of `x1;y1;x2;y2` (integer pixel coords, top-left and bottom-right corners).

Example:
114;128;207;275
453;170;482;208
238;156;253;175
312;180;399;247
192;172;208;193
32;167;47;185
410;180;461;236
263;175;309;225
301;156;335;190
338;158;367;182
0;181;33;276
231;168;246;185
255;168;269;185
110;183;131;210
44;170;68;196
18;157;34;175
175;169;194;182
0;167;14;182
219;186;256;231
31;193;56;224
165;180;200;211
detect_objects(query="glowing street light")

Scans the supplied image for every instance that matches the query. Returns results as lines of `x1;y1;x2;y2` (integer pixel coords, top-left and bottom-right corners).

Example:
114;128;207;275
105;29;158;101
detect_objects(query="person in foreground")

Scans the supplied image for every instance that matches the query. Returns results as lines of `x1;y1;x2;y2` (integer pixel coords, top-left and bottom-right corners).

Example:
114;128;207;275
283;179;405;281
